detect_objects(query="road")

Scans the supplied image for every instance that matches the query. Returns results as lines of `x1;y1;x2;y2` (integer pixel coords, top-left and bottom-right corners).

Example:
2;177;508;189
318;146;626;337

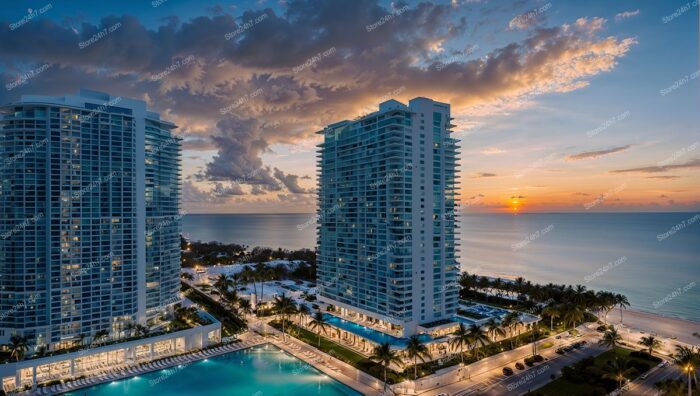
420;329;601;396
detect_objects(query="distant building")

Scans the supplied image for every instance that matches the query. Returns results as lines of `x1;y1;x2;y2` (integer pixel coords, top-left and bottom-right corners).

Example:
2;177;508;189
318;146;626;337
316;97;460;336
0;89;182;349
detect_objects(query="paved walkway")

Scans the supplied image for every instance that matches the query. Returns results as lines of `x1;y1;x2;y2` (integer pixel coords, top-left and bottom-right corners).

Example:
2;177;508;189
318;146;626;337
28;335;266;396
253;319;383;395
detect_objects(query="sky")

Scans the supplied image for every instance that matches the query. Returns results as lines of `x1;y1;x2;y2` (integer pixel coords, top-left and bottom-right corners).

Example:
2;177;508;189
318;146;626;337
1;0;698;214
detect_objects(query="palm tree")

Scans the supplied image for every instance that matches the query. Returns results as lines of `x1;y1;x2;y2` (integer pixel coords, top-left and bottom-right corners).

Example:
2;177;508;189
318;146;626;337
598;326;622;350
125;321;136;338
8;335;28;361
272;293;296;340
502;312;522;349
308;311;330;347
638;336;662;355
615;294;630;323
238;298;253;316
466;324;491;360
541;305;560;331
369;342;402;391
673;346;699;396
180;272;194;281
485;318;505;342
93;329;109;345
297;304;310;327
561;303;584;332
241;266;257;298
213;274;231;296
603;357;634;391
449;323;471;364
405;335;431;379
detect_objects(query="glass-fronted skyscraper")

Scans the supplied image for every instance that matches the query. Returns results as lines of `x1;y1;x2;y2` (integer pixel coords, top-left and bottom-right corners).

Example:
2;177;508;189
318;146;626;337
0;89;181;349
317;97;460;336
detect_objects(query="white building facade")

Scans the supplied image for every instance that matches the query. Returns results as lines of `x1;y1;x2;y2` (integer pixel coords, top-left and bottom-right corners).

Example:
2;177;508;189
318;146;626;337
317;97;460;336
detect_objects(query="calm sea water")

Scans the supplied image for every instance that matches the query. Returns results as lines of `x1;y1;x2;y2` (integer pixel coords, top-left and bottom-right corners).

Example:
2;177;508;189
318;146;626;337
183;212;700;322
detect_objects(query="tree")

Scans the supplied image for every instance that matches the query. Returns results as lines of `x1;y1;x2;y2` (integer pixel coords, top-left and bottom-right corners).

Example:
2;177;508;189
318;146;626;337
369;342;402;391
238;298;253;316
541;305;560;331
638;336;662;355
213;274;231;296
485;318;505;342
272;293;296;340
673;346;699;396
598;326;622;350
466;324;491;360
615;294;630;323
180;272;194;281
449;323;471;364
561;303;584;332
603;357;634;391
93;329;109;345
308;311;330;347
8;335;28;361
297;304;310;327
405;335;431;379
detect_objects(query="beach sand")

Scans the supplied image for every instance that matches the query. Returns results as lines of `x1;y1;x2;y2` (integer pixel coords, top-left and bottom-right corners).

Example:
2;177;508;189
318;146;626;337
605;309;700;345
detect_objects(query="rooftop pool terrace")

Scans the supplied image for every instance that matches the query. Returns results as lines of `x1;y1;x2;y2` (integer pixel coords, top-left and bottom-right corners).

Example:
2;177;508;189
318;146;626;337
64;344;361;396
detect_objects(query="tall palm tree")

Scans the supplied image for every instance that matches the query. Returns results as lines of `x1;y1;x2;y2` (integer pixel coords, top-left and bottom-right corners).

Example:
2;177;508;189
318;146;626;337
238;298;253;316
502;312;522;349
598;326;622;350
93;329;109;345
297;304;310;327
308;311;330;347
449;323;471;364
485;318;505;342
615;294;630;323
541;305;560;330
8;335;28;361
673;345;699;396
273;293;296;340
638;336;662;355
603;357;634;392
241;266;257;299
369;342;402;391
405;335;431;379
466;324;491;360
561;303;584;332
213;274;231;296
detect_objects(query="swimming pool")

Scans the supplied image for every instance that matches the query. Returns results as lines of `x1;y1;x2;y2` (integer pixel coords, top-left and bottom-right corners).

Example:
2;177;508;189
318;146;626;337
323;314;433;347
64;344;361;396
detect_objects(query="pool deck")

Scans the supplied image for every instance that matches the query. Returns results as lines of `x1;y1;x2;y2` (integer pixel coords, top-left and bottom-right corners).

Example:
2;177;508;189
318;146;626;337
253;319;385;395
23;334;267;396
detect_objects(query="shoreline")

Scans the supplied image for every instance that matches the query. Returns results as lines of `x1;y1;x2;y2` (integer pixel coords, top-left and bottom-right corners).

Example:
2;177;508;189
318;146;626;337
604;308;700;346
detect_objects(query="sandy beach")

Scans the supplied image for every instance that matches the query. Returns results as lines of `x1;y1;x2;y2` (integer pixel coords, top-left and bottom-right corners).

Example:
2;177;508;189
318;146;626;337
605;309;700;346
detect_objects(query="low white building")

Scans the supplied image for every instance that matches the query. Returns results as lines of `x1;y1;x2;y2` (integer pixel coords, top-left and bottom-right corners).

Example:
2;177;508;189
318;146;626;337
1;317;220;393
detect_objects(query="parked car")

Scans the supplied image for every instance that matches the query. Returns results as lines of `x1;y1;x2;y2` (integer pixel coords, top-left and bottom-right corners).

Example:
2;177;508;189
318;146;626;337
515;362;525;370
502;367;514;376
640;373;649;380
555;348;565;355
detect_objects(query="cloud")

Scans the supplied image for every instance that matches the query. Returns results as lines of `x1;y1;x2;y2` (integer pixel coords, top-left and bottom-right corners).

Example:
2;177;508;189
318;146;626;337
573;192;590;196
610;159;700;174
480;147;506;155
0;1;637;204
566;145;634;160
511;195;526;199
646;175;680;180
273;168;309;193
615;10;640;22
472;172;497;178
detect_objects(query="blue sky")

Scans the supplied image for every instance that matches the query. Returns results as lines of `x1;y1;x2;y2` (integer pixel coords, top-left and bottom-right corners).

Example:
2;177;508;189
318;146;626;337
1;0;698;213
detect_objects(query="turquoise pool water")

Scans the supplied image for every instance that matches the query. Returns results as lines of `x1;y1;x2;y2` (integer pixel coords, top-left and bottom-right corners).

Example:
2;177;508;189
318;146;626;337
64;344;361;396
323;314;432;347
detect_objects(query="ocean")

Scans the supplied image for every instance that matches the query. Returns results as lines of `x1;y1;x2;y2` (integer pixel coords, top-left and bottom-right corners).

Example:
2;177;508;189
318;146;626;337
182;212;700;322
